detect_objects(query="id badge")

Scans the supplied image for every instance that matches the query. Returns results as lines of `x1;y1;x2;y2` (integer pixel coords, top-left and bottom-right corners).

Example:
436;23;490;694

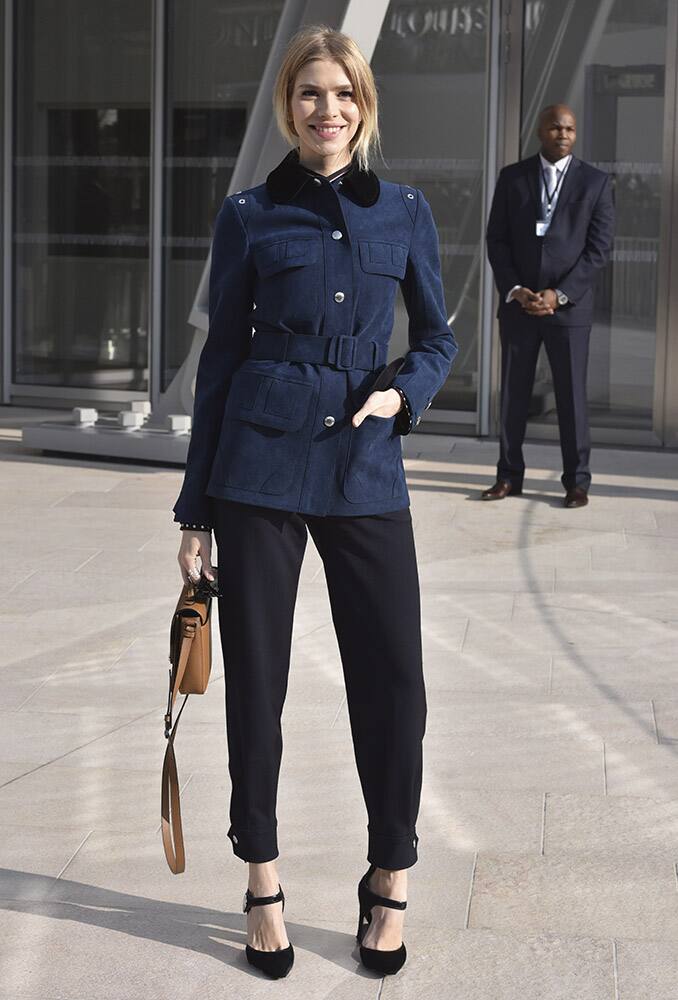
535;221;548;237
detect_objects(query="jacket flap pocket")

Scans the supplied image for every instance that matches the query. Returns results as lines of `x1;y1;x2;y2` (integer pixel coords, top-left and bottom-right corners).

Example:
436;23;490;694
254;238;320;278
224;370;313;431
359;240;408;278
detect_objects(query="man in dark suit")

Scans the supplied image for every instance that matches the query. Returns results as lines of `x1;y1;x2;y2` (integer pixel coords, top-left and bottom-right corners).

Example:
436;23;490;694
484;104;615;507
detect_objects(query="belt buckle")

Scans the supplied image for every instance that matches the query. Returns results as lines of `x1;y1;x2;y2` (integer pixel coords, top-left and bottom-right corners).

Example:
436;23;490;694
330;335;357;370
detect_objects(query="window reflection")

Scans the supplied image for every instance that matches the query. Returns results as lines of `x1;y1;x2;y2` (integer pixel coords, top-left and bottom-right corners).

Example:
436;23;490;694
161;1;284;392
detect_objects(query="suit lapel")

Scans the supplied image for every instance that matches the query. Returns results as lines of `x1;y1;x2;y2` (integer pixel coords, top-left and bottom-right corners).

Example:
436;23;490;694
525;155;541;216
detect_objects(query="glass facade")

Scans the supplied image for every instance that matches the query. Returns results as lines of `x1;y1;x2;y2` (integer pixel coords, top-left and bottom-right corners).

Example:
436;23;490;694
13;1;152;390
161;1;283;392
371;1;490;414
2;0;677;448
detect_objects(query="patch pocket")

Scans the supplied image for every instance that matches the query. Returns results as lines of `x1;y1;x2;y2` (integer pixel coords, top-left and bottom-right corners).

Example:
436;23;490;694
223;369;312;431
253;238;320;278
358;240;408;279
342;414;406;503
215;370;313;495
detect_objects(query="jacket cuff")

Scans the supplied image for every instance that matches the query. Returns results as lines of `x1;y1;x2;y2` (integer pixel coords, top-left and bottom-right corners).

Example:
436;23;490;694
393;386;414;435
173;494;214;528
391;375;433;433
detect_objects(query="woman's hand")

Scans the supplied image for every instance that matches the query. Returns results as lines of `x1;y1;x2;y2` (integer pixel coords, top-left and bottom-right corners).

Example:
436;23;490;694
352;388;403;428
178;530;215;587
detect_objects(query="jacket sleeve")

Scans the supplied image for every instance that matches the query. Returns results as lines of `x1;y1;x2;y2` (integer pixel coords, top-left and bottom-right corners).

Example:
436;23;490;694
391;189;458;434
556;173;615;303
172;195;254;524
486;167;522;299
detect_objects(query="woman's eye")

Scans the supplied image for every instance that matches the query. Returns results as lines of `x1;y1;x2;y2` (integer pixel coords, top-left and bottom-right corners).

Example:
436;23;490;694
300;89;353;97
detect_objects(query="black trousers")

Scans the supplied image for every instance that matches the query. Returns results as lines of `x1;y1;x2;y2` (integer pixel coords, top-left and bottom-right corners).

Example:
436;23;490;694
497;321;592;492
212;498;426;871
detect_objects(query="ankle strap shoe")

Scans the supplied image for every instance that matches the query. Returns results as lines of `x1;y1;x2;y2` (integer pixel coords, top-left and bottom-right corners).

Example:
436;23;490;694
356;863;407;975
243;884;294;979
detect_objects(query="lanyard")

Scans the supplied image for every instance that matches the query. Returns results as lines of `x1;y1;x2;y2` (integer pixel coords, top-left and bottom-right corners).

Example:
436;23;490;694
540;159;569;215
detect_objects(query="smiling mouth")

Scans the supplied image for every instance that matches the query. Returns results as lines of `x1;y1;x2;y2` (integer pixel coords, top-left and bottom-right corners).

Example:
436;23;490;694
310;124;345;138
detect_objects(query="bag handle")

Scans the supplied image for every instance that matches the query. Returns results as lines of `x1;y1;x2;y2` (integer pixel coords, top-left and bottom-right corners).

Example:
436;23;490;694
161;615;197;874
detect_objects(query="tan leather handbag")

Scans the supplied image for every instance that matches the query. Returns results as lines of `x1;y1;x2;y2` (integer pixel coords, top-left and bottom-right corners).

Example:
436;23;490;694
161;570;220;874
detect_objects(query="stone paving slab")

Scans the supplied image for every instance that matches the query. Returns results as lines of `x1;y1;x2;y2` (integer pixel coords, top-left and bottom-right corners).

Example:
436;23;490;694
380;928;615;1000
616;939;678;1000
469;853;678;942
543;793;678;855
1;422;677;998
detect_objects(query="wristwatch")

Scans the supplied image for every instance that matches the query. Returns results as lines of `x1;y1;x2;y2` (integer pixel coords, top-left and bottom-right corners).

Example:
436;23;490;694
555;288;569;306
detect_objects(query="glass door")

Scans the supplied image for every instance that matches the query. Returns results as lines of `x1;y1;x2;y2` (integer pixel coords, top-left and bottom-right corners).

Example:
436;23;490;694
519;0;670;440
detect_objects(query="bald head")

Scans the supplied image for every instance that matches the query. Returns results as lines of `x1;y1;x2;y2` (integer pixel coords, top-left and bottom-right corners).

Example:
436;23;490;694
538;104;577;162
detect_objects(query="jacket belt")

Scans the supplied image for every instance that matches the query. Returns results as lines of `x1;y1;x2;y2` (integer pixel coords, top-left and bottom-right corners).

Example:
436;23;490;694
250;330;387;372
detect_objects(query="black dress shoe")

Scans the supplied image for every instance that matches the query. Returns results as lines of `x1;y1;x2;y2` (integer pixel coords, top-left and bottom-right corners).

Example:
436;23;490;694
564;487;589;508
481;479;522;500
356;864;407;975
243;885;294;979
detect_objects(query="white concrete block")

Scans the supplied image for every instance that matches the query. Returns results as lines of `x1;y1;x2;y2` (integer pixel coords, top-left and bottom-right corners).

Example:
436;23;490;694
72;407;98;425
166;414;191;433
130;400;151;415
117;411;145;429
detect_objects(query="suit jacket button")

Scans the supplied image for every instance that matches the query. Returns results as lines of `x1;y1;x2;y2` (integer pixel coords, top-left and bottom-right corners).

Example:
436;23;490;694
334;291;345;302
323;415;335;428
331;230;343;240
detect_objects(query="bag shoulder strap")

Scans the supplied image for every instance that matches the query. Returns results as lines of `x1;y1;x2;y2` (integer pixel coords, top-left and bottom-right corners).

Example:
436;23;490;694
161;613;197;874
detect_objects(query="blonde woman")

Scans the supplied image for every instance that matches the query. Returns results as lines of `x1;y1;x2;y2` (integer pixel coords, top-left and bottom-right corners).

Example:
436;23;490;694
174;24;456;979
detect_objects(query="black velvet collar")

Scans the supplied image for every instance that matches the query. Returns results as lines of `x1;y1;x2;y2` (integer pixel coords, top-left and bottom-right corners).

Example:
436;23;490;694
266;148;380;207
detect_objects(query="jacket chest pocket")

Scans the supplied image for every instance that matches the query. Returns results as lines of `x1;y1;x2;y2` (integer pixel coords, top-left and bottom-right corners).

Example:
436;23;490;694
358;240;408;279
253;238;321;314
214;368;314;495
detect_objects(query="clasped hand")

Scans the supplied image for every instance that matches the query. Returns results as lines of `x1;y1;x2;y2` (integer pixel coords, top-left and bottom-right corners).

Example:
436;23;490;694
513;287;558;316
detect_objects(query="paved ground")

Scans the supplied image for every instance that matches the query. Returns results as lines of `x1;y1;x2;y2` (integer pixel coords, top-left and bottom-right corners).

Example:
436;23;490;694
1;406;677;999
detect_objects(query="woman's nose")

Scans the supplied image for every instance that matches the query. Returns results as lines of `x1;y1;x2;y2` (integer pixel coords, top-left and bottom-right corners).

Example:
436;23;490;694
318;96;339;117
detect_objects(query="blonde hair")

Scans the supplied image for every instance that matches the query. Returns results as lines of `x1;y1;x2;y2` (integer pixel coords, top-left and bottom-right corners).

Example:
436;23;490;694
272;24;382;173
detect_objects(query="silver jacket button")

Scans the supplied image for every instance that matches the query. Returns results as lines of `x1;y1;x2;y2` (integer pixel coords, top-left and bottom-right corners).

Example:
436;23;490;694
334;291;345;302
323;415;335;428
313;177;322;185
331;230;343;240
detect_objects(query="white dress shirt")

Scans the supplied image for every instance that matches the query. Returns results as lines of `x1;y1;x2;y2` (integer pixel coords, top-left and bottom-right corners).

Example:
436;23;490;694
506;152;572;303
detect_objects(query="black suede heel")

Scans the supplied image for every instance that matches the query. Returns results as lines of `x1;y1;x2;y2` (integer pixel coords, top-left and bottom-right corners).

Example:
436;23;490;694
356;863;407;975
243;884;294;979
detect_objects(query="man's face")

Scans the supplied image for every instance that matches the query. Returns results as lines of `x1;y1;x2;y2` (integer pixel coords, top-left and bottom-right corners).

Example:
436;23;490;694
538;109;576;162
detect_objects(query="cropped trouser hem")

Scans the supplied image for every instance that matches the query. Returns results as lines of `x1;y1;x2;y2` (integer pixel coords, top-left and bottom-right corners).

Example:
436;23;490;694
367;830;420;870
227;824;278;864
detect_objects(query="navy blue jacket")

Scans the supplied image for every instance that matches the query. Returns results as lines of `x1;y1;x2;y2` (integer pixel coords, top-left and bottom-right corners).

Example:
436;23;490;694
486;154;615;331
173;148;457;524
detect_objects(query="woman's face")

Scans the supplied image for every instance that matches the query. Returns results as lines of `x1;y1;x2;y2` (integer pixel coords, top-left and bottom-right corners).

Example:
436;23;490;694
289;58;362;166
